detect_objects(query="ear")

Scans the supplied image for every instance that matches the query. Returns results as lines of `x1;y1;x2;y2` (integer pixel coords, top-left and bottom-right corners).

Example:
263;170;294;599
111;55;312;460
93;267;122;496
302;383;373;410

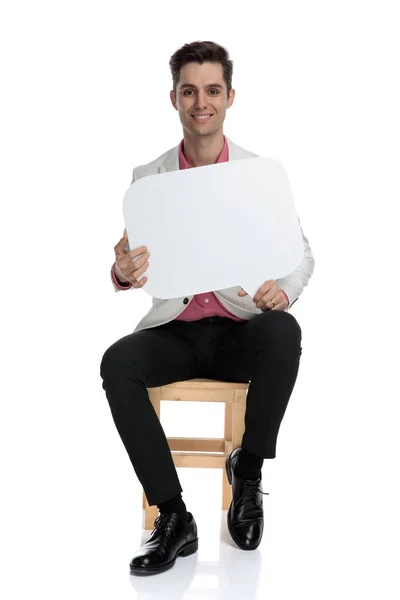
227;88;235;109
170;90;178;110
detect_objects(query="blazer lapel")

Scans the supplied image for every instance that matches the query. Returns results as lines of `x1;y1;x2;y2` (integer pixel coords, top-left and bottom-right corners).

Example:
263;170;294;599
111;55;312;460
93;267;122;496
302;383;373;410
158;136;251;174
159;145;179;173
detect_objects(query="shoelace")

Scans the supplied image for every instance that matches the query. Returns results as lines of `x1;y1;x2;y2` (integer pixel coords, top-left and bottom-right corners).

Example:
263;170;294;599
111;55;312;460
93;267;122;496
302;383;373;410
151;513;176;541
241;480;269;504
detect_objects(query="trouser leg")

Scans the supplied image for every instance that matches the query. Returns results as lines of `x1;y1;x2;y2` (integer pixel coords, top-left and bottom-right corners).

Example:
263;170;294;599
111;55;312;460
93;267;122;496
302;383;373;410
207;311;303;458
100;324;203;506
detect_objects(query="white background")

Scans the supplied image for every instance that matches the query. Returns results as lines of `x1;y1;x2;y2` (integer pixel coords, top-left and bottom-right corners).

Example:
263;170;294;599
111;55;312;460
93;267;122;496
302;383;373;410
1;1;399;598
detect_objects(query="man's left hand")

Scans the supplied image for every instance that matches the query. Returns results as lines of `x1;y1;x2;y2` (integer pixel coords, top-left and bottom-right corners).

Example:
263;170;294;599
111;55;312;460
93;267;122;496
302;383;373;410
238;280;289;311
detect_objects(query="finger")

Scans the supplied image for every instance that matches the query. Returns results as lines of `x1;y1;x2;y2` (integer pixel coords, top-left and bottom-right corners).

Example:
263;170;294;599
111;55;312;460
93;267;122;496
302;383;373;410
118;248;148;271
256;295;273;309
120;259;149;286
270;302;286;311
261;296;285;311
131;260;149;287
253;282;269;302
114;230;130;256
133;275;147;289
253;281;274;303
129;246;148;259
118;256;148;283
131;257;149;280
256;296;276;309
257;287;283;308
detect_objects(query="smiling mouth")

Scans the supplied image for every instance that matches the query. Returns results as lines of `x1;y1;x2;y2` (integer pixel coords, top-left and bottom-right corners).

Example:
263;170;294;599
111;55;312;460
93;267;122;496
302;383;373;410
192;114;213;122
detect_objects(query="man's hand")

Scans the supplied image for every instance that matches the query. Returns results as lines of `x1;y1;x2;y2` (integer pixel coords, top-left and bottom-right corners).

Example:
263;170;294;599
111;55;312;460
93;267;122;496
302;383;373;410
238;280;289;311
114;230;150;288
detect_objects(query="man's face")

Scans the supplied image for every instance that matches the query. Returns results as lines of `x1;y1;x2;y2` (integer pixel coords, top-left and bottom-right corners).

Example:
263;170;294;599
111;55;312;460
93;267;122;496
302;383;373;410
170;61;235;138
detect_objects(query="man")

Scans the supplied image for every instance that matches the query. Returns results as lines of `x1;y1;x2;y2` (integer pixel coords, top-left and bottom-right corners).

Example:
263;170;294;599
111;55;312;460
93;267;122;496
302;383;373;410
100;40;314;576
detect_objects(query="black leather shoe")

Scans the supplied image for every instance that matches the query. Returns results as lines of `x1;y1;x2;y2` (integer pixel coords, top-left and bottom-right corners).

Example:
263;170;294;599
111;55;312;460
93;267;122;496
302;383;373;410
226;447;269;550
129;511;198;576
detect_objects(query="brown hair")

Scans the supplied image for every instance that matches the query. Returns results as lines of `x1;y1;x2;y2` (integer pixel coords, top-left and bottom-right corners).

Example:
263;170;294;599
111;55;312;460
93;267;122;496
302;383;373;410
169;41;233;96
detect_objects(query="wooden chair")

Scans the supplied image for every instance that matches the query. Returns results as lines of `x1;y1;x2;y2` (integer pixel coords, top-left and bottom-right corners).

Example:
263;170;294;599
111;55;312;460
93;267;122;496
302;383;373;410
143;378;249;529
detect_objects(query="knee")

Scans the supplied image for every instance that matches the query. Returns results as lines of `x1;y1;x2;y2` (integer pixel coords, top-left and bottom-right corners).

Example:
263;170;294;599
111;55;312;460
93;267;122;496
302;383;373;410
100;336;144;381
100;344;118;379
100;340;130;380
257;310;302;347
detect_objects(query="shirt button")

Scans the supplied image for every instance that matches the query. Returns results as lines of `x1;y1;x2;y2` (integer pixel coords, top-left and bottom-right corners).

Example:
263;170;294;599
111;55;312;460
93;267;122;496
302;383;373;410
183;298;189;304
205;298;209;303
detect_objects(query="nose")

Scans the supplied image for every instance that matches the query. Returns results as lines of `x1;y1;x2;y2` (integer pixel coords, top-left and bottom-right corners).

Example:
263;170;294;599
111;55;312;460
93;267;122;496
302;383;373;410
195;90;208;110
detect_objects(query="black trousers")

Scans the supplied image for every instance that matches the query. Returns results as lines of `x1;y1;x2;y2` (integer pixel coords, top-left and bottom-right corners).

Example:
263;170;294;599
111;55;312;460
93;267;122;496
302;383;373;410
100;311;302;506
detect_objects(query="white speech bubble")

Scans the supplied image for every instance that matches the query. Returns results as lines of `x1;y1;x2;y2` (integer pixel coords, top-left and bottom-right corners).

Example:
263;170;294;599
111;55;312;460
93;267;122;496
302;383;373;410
122;157;304;300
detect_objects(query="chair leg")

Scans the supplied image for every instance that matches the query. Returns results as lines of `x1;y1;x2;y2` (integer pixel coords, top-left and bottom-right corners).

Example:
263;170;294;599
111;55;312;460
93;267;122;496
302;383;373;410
224;402;233;443
232;389;247;450
222;467;232;509
222;402;233;510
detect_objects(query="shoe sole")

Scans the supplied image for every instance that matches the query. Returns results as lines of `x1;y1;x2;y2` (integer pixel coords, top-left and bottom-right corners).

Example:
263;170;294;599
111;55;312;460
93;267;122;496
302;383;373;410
129;537;199;576
225;453;262;551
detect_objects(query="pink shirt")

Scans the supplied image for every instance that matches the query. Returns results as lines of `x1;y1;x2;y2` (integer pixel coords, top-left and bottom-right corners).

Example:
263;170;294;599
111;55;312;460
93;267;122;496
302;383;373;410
111;137;289;317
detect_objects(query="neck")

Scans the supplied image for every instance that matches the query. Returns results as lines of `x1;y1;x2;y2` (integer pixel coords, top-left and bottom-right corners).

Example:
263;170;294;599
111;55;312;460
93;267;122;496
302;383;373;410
182;130;225;167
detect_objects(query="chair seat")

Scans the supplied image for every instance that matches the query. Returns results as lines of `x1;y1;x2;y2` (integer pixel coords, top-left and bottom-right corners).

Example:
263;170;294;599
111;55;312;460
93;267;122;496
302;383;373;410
155;377;249;388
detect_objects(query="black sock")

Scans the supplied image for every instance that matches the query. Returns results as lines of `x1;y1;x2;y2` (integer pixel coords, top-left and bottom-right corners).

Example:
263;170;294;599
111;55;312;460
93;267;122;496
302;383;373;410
234;447;264;481
157;493;190;522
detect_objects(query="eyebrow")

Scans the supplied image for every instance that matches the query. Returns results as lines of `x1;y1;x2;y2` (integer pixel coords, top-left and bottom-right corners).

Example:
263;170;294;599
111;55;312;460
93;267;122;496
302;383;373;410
180;83;224;89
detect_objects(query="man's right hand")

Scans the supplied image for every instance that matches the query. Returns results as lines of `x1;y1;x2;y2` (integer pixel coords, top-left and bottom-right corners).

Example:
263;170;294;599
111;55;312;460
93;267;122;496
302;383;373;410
113;229;150;288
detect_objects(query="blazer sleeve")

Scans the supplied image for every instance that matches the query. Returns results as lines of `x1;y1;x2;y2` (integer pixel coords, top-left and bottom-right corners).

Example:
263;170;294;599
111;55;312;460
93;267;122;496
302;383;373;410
275;219;315;308
272;160;315;309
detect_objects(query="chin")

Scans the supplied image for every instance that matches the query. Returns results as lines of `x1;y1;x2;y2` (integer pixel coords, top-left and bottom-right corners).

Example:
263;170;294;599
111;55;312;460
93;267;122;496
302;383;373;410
191;126;219;136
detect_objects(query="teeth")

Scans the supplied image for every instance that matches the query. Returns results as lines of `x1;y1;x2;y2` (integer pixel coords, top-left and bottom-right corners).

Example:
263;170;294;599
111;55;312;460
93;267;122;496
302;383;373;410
193;115;211;119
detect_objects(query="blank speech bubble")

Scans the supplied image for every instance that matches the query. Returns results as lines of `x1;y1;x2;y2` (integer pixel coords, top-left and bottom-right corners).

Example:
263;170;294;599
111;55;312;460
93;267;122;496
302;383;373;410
122;157;304;300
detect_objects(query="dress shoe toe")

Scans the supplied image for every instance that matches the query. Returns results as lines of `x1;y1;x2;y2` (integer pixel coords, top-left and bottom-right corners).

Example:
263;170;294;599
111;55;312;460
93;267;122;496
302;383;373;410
229;519;264;550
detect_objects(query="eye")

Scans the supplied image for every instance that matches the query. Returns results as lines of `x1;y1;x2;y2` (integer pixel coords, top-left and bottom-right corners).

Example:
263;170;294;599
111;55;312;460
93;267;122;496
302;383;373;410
182;89;220;96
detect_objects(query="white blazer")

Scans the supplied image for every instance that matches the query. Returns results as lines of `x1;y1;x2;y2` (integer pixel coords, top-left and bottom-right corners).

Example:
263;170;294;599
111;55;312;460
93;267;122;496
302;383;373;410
112;137;315;334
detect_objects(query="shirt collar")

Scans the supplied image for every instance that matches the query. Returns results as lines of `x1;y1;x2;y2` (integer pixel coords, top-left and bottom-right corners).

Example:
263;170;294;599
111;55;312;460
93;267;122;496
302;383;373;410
178;135;229;169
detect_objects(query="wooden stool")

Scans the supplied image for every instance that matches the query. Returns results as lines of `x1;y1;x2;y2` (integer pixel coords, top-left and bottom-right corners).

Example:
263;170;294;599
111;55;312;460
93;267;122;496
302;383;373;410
142;378;249;529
